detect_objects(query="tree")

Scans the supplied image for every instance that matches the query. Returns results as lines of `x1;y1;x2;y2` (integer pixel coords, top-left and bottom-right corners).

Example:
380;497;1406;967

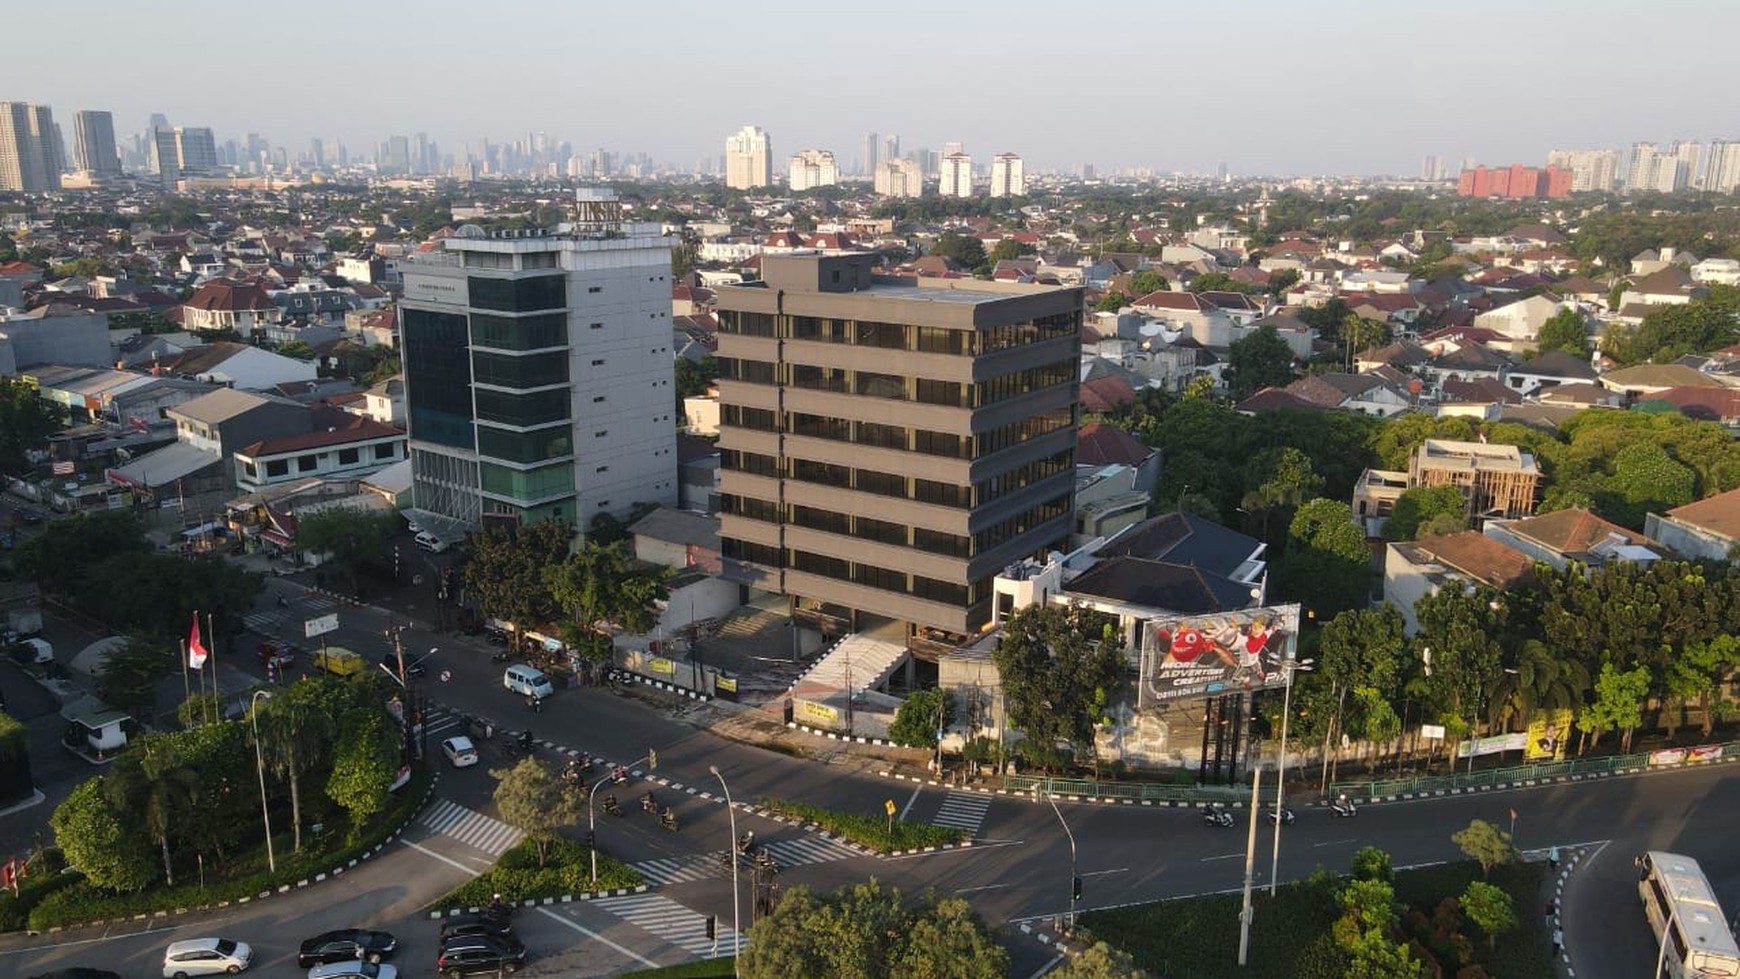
15;510;147;597
991;604;1125;774
1534;308;1590;355
1240;446;1323;540
1460;880;1515;950
103;755;199;886
889;688;956;749
1381;485;1468;541
95;634;176;715
277;340;317;361
1093;290;1131;313
1663;635;1740;737
1051;941;1149;979
674;354;719;400
491;757;583;868
1332;878;1421;979
1226;324;1296;396
1266;268;1302;295
1412;586;1506;744
1126;269;1169;295
543;540;671;660
1451;819;1517;878
295;507;397;595
1275;499;1372;617
929;233;987;272
326;709;398;834
1581;662;1651;753
0;377;67;476
464;520;574;636
1602;441;1694;529
1351;845;1394;884
1487;639;1590;733
989;238;1036;262
1186;271;1250;294
739;879;1008;979
254;688;337;853
51;779;156;893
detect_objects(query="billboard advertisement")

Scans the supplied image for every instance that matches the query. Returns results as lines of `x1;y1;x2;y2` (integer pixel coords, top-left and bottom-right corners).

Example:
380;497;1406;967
1138;604;1301;706
1523;709;1572;761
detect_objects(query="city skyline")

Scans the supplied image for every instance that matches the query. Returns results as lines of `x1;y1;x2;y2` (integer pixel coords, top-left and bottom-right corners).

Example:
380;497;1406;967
5;0;1740;177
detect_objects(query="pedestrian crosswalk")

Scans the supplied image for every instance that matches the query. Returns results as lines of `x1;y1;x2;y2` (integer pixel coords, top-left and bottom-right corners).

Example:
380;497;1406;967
422;799;523;855
630;830;862;886
759;833;860;867
423;705;466;739
632;854;720;887
242;612;283;635
932;791;992;837
590;893;742;956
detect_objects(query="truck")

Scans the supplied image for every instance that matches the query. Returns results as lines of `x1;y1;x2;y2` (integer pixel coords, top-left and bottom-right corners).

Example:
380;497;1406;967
313;646;366;677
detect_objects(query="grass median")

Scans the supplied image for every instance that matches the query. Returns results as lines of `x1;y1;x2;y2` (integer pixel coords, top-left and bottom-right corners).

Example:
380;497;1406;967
440;836;643;907
755;797;966;853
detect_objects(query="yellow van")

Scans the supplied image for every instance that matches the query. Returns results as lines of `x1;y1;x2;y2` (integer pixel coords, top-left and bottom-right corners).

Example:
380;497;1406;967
314;646;366;677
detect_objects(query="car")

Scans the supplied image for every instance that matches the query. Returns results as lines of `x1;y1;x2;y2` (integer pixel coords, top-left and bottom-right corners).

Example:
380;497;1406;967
438;915;515;945
313;646;366;676
297;929;399;967
258;641;299;669
414;531;449;553
28;970;124;979
437;934;527;977
441;735;478;768
162;937;253;977
16;637;52;665
18;508;43;524
306;962;398;979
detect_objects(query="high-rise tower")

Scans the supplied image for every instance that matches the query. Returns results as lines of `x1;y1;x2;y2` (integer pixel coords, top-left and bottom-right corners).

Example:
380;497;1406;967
724;125;772;189
0;102;62;192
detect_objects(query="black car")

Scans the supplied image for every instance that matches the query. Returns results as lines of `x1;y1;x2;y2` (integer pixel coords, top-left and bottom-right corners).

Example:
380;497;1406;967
299;928;399;966
28;971;123;979
437;934;527;976
18;508;43;524
439;915;516;944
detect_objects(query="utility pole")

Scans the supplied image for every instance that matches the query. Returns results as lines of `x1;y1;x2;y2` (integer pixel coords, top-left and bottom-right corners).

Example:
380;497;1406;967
1238;765;1262;966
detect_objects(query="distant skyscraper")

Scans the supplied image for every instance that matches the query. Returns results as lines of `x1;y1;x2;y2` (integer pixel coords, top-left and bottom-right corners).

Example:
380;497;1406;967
1671;140;1702;189
1702;140;1740;194
939;152;973;198
1626;142;1686;193
873;158;922;197
787;149;838;191
1544;148;1619;193
942;140;964;158
883;133;899;163
990;152;1024;197
1421;154;1439;181
0;101;62;192
151;128;179;188
724;125;771;189
862;131;878;176
174;127;218;174
383;134;411;174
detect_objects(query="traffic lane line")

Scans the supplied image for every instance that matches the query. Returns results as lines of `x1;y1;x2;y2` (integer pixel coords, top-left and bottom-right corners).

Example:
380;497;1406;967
1081;867;1129;877
898;784;922;820
1199;852;1243;861
536;906;662;970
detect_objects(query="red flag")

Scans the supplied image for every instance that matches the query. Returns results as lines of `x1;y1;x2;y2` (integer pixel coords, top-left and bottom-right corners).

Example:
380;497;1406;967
188;613;208;669
1;858;14;890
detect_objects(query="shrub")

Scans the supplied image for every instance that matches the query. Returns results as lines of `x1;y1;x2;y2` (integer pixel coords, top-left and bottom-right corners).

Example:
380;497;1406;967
755;797;966;852
441;837;642;906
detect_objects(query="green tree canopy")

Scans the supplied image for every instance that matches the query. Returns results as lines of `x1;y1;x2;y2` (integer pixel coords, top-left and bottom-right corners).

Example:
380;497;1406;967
1274;499;1371;616
1459;879;1515;949
1450;819;1517;878
326;708;399;833
543;540;671;659
1226;324;1296;396
491;757;583;868
740;879;1008;979
1380;485;1468;541
1126;269;1169;295
992;604;1125;774
1534;308;1590;355
1606;290;1740;365
51;779;157;893
929;233;987;272
464;519;574;635
295;507;397;592
1052;941;1149;979
989;238;1036;262
889;688;955;749
1186;271;1250;294
15;510;147;596
1094;290;1131;313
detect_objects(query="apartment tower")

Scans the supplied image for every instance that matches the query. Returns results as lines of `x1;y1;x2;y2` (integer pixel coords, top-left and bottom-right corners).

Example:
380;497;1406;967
713;251;1082;636
874;158;923;198
725;125;772;189
397;189;678;532
787;149;838;191
939;152;973;198
990;152;1025;197
72;110;121;178
0;102;62;192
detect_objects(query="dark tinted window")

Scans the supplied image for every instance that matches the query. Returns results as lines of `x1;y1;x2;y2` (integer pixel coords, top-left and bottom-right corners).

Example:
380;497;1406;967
470;313;567;350
472;350;568;389
403;307;474;449
474;388;569;427
468;274;565;312
477;425;573;463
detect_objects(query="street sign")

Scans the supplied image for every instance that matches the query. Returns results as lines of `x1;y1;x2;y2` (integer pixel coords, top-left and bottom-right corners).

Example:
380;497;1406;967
884;799;896;816
304;613;339;639
1420;724;1446;740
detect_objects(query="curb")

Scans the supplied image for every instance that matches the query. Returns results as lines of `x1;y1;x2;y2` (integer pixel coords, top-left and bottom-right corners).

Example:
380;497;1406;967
1548;844;1587;978
787;721;896;747
1340;753;1740;806
427;884;650;919
1016;919;1078;956
35;768;441;935
878;769;1251;809
613;672;710;702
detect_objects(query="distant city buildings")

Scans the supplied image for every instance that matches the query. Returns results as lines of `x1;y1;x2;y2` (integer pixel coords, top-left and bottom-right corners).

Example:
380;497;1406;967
1702;140;1740;194
939;151;972;198
873;157;922;198
0;101;62;192
862;131;878;176
724;125;771;189
71;110;120;178
990;152;1024;197
1546;148;1620;193
1456;163;1572;199
787;149;838;191
1627;141;1692;194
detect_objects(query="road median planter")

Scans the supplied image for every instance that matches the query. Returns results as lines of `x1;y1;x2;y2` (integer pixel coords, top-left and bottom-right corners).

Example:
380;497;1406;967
437;837;644;910
754;797;967;854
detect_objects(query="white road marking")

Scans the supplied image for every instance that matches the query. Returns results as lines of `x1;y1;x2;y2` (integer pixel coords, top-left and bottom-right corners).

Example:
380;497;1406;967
1313;837;1359;848
1028;954;1068;979
1081;867;1128;877
536;905;660;969
400;837;481;875
956;883;1011;894
899;784;923;820
1199;852;1243;862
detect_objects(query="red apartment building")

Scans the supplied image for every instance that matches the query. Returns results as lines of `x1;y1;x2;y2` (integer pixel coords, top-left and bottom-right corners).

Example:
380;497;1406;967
1456;164;1573;199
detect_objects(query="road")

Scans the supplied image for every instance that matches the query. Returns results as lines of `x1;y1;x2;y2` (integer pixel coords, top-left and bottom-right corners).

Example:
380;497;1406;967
2;568;1736;977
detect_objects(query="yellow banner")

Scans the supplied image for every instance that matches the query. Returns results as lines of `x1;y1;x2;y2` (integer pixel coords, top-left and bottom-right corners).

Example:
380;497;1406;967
715;676;737;693
1524;709;1572;761
648;657;675;676
798;700;838;725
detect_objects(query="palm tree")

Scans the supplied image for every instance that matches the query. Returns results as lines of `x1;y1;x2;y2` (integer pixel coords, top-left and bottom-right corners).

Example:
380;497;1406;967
1488;639;1590;731
253;696;334;854
103;756;198;886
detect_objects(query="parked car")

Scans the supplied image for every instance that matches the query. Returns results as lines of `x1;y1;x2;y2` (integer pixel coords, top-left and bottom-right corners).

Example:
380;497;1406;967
258;641;299;669
18;508;43;524
13;637;53;665
29;970;123;979
441;735;478;768
437;915;515;945
413;531;448;553
162;937;253;977
437;934;527;976
306;961;397;979
297;929;398;967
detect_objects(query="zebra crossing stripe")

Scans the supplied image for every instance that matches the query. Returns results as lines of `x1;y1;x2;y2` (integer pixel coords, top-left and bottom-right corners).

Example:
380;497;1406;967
422;799;523;855
631;855;718;887
932;791;992;834
761;835;858;866
591;893;741;956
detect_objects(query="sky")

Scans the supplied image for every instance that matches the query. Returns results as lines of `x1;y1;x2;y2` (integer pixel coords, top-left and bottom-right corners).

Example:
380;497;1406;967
6;0;1738;177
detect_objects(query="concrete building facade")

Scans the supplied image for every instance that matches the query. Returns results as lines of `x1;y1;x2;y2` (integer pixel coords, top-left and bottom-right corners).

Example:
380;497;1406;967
0;102;62;192
397;191;678;531
939;152;973;198
787;149;838;191
874;158;922;198
71;110;120;178
712;251;1083;636
990;152;1024;197
724;125;771;190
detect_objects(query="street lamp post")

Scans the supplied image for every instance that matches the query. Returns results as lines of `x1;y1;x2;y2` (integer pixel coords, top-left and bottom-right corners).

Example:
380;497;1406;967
1042;791;1078;933
1269;658;1313;896
710;765;741;972
248;690;275;874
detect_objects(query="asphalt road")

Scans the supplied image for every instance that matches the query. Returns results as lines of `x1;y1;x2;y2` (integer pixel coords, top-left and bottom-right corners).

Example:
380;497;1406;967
2;571;1737;977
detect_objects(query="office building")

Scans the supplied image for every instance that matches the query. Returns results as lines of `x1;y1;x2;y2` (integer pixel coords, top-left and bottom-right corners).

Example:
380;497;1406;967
713;250;1082;636
989;152;1024;197
72;110;120;177
152;128;180;188
942;141;964;159
396;189;677;531
1421;154;1439;181
1455;163;1571;199
883;133;900;164
1546;148;1620;193
724;125;772;189
1626;142;1688;194
174;127;219;174
787;149;838;192
939;152;973;198
0;101;62;192
873;158;923;198
1671;140;1702;189
1702;140;1740;194
862;131;878;176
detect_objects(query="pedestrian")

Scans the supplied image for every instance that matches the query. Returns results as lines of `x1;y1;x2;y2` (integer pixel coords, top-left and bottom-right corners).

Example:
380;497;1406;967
1544;899;1556;928
440;669;452;683
1549;846;1560;871
1552;928;1563;955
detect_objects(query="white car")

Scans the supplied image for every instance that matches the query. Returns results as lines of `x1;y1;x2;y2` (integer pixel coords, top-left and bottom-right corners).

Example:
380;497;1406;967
307;961;398;979
441;735;478;768
413;531;448;553
19;637;52;665
163;937;253;977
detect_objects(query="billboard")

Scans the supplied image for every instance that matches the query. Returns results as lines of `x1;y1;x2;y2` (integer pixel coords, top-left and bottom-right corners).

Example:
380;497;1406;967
1138;604;1301;706
1523;709;1572;761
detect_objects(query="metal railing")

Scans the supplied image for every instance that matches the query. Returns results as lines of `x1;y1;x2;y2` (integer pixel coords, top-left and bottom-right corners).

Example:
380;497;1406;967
1005;773;1275;805
1330;738;1740;800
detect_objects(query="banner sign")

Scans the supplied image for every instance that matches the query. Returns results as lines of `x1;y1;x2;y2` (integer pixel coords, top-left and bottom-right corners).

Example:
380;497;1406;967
1523;709;1573;761
1649;745;1724;767
715;675;737;693
1420;724;1446;740
1456;732;1528;758
304;613;339;638
1138;604;1301;706
797;699;838;726
648;657;676;676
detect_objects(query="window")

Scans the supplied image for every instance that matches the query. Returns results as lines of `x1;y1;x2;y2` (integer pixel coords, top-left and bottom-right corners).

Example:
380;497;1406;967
855;515;906;547
265;460;288;477
588;286;602;293
591;359;605;366
338;448;359;465
856;421;906;450
724;406;780;432
472;350;568;388
470;313;567;351
595;429;607;438
479;461;574;501
596;465;609;473
856;469;907;498
593;395;605;403
297;455;318;472
242;461;257;477
591;322;603;330
468;274;565;312
374;443;395;460
478;425;572;463
403;308;474;449
475;388;570;427
719;310;776;337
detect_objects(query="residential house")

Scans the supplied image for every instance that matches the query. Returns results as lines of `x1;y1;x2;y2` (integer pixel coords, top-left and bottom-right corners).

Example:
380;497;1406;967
1076;422;1161;495
1690;257;1740;286
358;376;405;426
1641;386;1740;427
1625;266;1703;306
628;505;724;576
1352;469;1410;537
180;280;283;336
1408;438;1541;521
1383;531;1535;634
232;412;406;493
1356;339;1432;374
1537;381;1623;409
1644;489;1740;564
1483;507;1663;571
1506;349;1599;396
1598;363;1728;398
0;305;111;373
167;341;318;390
1472;294;1564;348
106;387;309;508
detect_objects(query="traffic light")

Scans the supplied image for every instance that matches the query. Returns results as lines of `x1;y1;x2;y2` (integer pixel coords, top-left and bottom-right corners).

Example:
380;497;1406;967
1072;876;1083;901
648;749;658;771
705;914;717;940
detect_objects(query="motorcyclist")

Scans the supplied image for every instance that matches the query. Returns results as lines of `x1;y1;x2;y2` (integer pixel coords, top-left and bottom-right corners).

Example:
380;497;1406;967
642;790;658;813
614;765;629;784
603;793;621;815
518;730;533;751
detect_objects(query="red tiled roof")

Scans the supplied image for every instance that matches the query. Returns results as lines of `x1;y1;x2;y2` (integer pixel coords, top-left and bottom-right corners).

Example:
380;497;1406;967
1410;531;1534;588
0;261;44;277
1644;386;1740;422
1500;507;1655;556
1663;487;1740;543
1080;375;1138;413
1077;422;1153;467
238;415;403;458
184;280;276;312
1234;388;1320;413
1133;290;1206;312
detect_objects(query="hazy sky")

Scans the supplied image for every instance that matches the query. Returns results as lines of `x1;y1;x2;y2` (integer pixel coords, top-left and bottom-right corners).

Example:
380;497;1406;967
7;0;1737;176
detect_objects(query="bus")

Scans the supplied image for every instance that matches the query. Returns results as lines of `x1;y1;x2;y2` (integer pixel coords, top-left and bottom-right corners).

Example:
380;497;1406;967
1637;850;1740;978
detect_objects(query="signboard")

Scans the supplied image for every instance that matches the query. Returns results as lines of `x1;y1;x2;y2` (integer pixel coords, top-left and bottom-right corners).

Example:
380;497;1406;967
1138;604;1302;706
1456;732;1528;758
648;657;676;676
1523;709;1573;761
715;675;737;694
1649;745;1724;767
304;613;339;639
1420;724;1446;740
885;799;896;816
797;700;838;726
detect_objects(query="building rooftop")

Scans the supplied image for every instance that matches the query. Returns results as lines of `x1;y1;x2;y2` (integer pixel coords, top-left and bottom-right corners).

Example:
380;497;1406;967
629;506;722;552
1394;531;1534;589
1415;438;1539;474
1662;487;1740;543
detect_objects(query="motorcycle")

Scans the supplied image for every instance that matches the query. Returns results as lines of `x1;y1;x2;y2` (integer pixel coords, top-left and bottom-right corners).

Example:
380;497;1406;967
489;650;510;664
641;792;660;815
613;766;630;785
1265;805;1295;826
602;795;623;817
1202;804;1235;828
516;730;535;755
1329;796;1358;818
561;762;582;784
753;849;779;875
660;809;679;832
737;831;756;855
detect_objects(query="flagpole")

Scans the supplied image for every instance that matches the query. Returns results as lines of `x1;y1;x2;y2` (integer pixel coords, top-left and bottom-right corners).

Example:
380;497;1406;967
180;639;192;725
207;612;218;724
